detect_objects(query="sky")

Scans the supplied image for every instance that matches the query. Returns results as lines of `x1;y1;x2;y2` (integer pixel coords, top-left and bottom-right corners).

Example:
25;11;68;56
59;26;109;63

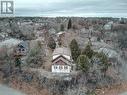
13;0;127;17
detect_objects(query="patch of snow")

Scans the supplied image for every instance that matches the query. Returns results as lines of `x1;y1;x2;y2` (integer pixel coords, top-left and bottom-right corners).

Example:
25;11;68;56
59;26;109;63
0;38;22;48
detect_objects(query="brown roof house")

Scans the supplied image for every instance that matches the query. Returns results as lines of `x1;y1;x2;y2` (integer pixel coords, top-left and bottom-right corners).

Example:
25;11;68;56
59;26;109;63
52;47;73;73
13;41;29;57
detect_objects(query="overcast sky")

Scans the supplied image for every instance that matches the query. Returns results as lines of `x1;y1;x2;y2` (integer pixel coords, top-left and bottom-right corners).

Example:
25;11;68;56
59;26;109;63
14;0;127;17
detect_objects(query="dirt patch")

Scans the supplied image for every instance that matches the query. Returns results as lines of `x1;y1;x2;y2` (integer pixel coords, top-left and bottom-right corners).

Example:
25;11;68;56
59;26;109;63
10;79;49;95
96;82;127;95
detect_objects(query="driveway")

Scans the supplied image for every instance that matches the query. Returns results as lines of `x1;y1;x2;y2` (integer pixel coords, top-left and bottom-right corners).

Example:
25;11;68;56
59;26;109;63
0;84;26;95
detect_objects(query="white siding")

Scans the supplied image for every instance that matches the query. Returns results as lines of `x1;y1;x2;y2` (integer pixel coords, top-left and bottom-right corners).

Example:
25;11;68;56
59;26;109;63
52;65;71;73
53;54;70;60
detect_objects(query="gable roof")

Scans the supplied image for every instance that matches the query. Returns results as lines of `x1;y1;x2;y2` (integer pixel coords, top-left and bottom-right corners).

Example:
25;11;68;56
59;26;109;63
52;55;72;65
53;47;71;56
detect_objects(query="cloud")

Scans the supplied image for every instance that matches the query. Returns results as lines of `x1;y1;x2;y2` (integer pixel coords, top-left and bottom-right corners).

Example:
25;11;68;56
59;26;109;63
14;0;127;17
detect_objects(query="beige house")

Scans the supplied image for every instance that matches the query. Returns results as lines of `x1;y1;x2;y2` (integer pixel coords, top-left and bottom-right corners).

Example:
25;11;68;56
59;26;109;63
52;47;73;73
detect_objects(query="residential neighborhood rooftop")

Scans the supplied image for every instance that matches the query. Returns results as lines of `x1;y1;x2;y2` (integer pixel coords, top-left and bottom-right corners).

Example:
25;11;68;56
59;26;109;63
53;47;71;56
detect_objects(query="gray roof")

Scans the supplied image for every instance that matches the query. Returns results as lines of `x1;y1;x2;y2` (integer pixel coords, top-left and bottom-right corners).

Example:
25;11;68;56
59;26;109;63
53;47;71;56
18;41;29;49
98;48;118;58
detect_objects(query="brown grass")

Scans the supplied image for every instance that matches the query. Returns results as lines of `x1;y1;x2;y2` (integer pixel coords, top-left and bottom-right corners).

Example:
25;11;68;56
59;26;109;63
10;79;49;95
96;82;127;95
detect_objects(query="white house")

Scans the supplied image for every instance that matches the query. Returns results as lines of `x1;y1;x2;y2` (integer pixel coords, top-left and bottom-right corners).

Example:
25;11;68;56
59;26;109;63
52;47;73;73
104;21;113;30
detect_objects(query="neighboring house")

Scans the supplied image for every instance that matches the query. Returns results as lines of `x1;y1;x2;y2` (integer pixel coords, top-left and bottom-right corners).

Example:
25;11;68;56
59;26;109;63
48;28;56;35
0;35;3;41
104;21;113;30
98;48;118;58
36;30;44;38
52;47;73;73
121;48;127;58
79;28;91;38
13;41;29;57
57;31;65;37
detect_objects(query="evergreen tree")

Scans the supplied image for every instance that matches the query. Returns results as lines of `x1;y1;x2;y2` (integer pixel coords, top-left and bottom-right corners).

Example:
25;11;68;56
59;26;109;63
67;18;72;29
47;37;56;50
95;52;109;76
60;24;64;31
70;39;80;62
82;44;94;59
77;55;89;72
97;37;101;42
15;58;22;70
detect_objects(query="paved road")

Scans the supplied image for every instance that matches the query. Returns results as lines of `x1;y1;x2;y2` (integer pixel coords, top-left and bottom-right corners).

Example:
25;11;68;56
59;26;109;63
120;92;127;95
0;84;26;95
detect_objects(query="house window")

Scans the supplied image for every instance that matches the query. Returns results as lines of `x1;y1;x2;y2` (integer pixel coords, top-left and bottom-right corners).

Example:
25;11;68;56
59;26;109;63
19;48;21;51
54;66;57;69
64;66;68;69
22;49;25;51
59;66;63;69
